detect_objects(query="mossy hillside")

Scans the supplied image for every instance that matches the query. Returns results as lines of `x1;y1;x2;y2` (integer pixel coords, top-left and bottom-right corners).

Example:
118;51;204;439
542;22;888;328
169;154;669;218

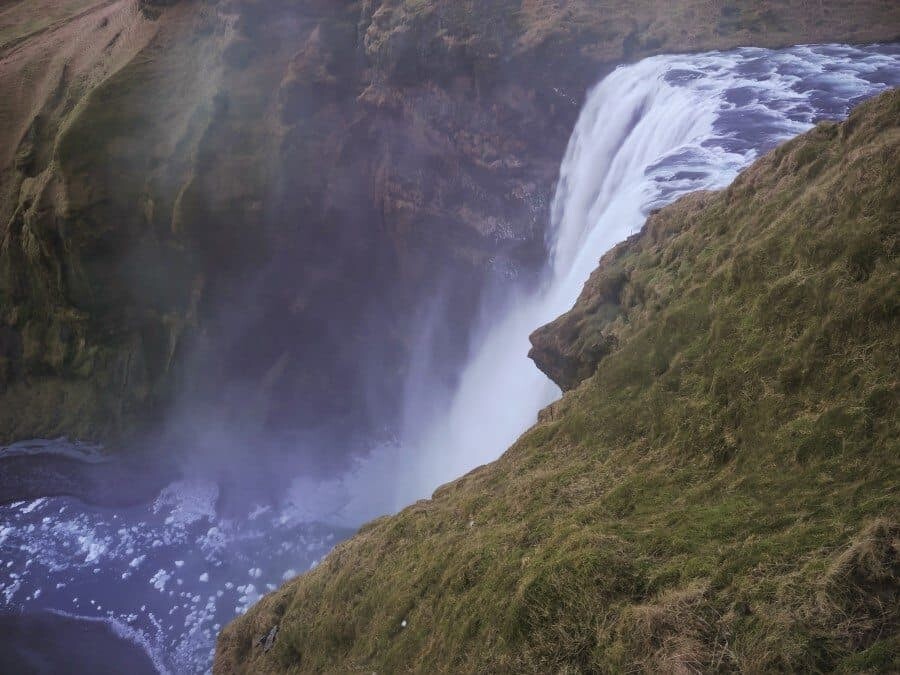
215;89;900;673
0;2;224;443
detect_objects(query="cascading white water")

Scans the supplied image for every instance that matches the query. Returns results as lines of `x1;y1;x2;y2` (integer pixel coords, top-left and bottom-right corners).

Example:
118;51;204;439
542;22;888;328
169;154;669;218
324;44;900;522
2;43;899;675
399;59;731;490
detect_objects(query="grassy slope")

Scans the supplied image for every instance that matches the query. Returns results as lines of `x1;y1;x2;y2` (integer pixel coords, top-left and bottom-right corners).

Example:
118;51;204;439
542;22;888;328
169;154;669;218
215;89;900;673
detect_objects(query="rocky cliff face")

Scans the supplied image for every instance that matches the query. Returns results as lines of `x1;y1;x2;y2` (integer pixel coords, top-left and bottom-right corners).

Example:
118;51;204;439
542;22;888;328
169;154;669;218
214;88;900;674
1;0;899;445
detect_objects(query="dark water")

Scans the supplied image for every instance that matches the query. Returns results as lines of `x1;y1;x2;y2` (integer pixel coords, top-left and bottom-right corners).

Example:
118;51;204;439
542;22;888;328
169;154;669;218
0;440;351;673
0;612;159;675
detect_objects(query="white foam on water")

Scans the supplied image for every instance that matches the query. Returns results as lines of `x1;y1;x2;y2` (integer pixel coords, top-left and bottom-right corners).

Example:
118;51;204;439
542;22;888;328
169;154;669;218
1;476;343;673
153;481;219;529
150;569;172;592
20;499;47;515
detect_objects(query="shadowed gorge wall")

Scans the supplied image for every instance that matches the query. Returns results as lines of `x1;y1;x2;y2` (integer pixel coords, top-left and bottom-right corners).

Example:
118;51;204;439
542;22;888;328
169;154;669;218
1;0;899;446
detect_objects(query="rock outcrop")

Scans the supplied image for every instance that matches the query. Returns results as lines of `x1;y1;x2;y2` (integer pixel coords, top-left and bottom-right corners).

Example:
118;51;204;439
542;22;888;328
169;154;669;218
215;89;900;673
2;0;899;445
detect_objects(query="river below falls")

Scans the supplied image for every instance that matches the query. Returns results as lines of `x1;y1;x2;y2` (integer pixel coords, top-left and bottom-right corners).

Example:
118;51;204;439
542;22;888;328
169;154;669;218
2;43;899;674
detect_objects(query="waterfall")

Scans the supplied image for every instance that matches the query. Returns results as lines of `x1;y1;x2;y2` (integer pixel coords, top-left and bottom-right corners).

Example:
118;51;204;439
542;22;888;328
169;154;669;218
328;44;900;522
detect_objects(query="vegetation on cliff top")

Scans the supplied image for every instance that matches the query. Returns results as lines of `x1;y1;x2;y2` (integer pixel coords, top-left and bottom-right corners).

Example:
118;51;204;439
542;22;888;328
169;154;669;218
215;89;900;673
